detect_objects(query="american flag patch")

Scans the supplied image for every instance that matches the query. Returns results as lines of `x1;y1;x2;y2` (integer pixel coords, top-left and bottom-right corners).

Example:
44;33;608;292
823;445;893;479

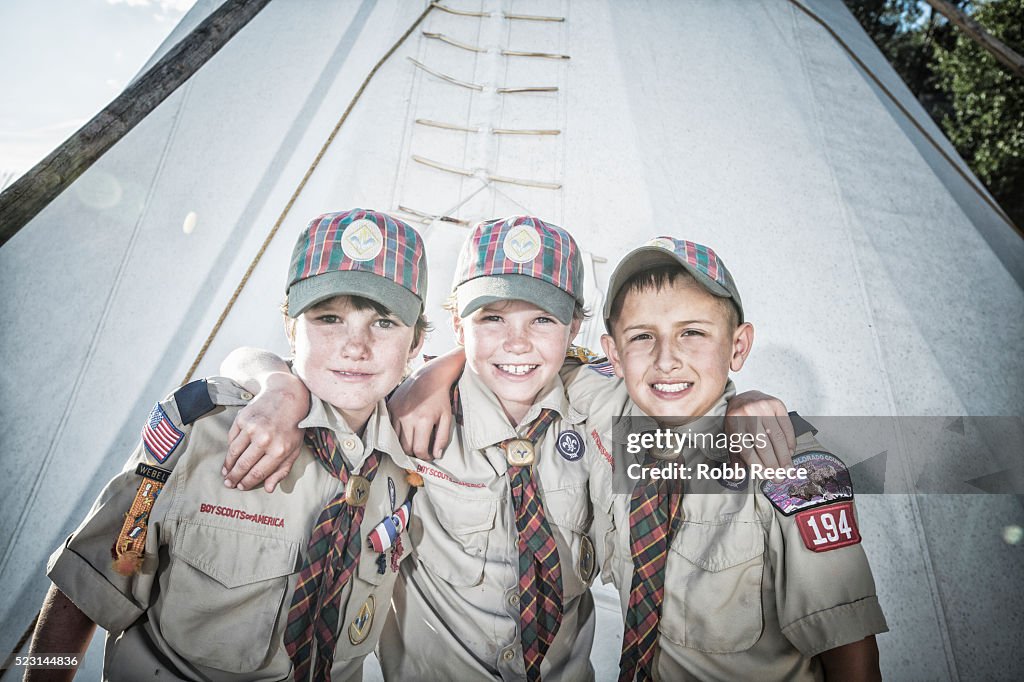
142;403;184;463
587;360;616;377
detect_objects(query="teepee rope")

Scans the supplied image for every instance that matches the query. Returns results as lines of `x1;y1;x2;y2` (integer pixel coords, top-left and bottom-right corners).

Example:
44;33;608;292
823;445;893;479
181;2;437;384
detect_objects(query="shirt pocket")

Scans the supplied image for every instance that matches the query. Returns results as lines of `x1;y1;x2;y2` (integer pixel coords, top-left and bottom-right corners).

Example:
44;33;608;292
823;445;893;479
660;521;765;653
160;521;299;673
413;486;498;586
543;485;596;598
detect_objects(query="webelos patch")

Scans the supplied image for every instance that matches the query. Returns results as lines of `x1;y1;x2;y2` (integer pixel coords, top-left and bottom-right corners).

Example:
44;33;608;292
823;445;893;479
556;430;585;461
142;403;184;463
502;224;542;263
795;500;861;552
760;451;853;516
341;218;384;261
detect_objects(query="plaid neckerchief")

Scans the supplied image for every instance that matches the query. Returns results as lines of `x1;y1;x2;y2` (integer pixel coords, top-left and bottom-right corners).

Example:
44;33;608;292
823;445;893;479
618;450;684;682
506;409;562;682
284;428;381;682
452;385;564;681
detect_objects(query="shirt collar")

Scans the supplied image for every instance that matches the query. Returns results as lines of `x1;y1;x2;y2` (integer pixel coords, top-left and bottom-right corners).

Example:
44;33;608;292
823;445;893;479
459;368;584;451
299;396;405;471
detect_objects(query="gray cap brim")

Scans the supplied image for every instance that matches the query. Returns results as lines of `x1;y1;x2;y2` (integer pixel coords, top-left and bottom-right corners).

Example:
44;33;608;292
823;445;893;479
603;247;742;329
288;270;423;326
456;274;575;325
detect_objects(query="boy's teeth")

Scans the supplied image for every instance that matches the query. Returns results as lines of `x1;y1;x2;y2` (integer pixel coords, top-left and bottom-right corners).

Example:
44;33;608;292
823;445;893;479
498;364;537;375
653;382;692;393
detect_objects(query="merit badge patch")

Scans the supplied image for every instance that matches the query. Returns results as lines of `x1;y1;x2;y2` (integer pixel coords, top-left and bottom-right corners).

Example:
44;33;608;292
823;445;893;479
503;224;542;263
341;218;384;261
348;596;375;645
142;403;184;463
557;430;585;461
795;500;861;552
760;451;853;516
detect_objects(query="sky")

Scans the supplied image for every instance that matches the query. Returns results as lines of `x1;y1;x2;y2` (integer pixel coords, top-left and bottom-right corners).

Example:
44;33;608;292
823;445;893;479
0;0;199;189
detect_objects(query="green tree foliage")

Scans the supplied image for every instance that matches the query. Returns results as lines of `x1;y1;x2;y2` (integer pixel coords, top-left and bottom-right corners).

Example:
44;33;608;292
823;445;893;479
933;0;1023;225
844;0;1023;229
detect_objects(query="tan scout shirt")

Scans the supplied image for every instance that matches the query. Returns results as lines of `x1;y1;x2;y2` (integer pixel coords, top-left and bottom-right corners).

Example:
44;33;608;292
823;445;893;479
568;373;889;682
378;369;599;681
47;377;412;682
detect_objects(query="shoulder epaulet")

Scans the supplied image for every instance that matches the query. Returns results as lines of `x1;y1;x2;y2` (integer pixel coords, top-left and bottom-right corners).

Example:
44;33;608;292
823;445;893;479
141;378;252;464
789;411;818;438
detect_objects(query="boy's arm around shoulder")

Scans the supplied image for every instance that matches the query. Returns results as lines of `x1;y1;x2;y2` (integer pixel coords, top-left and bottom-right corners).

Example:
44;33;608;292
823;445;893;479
388;347;466;460
763;419;888;667
219;347;309;492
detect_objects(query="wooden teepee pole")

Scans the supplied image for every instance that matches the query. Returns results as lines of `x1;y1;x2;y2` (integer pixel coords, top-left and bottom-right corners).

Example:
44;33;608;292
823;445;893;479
924;0;1024;79
0;0;274;247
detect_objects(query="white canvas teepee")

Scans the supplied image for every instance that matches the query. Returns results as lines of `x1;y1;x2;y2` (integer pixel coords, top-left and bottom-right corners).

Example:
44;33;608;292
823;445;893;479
1;1;1021;679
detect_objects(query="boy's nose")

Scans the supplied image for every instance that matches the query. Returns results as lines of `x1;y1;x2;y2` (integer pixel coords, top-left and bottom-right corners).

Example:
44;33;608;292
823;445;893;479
340;330;371;358
653;340;681;372
503;326;532;353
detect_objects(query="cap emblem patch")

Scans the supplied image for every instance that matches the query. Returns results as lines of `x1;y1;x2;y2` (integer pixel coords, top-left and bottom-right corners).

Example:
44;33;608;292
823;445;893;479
503;224;542;263
341;219;384;261
647;237;676;252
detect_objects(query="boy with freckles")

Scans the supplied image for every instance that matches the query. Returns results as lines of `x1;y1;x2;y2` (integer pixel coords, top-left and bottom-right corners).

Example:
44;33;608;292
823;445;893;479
584;237;888;681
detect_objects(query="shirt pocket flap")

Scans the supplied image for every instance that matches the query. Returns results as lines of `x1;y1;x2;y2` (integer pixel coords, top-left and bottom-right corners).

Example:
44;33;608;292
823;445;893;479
415;487;497;587
172;522;299;588
431;487;498;534
670;521;764;572
542;486;590;533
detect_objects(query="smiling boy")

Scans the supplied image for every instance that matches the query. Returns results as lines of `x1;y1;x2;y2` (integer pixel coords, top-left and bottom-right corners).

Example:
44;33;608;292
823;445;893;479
376;216;599;681
27;209;428;681
588;237;888;681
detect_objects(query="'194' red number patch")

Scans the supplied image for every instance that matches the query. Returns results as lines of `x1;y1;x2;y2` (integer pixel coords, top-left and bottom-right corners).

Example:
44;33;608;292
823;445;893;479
795;501;861;552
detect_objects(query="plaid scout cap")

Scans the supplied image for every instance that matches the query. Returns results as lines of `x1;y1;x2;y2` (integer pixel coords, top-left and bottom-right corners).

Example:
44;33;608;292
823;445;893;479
453;215;584;325
287;209;427;325
604;237;743;329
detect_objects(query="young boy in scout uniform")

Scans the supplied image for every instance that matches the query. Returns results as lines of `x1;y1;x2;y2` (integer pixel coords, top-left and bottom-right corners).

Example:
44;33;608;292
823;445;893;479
375;216;601;682
582;237;888;681
27;209;429;682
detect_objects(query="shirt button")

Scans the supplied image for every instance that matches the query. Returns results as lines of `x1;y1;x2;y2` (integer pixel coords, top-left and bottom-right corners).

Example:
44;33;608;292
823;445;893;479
502;649;515;662
508;593;520;606
343;438;356;450
240;391;254;401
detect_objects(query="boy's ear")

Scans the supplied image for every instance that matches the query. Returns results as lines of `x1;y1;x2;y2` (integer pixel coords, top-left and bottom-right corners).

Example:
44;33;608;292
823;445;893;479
451;312;466;346
730;322;754;372
599;333;625;379
569;317;582;343
284;317;297;355
407;327;426;364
